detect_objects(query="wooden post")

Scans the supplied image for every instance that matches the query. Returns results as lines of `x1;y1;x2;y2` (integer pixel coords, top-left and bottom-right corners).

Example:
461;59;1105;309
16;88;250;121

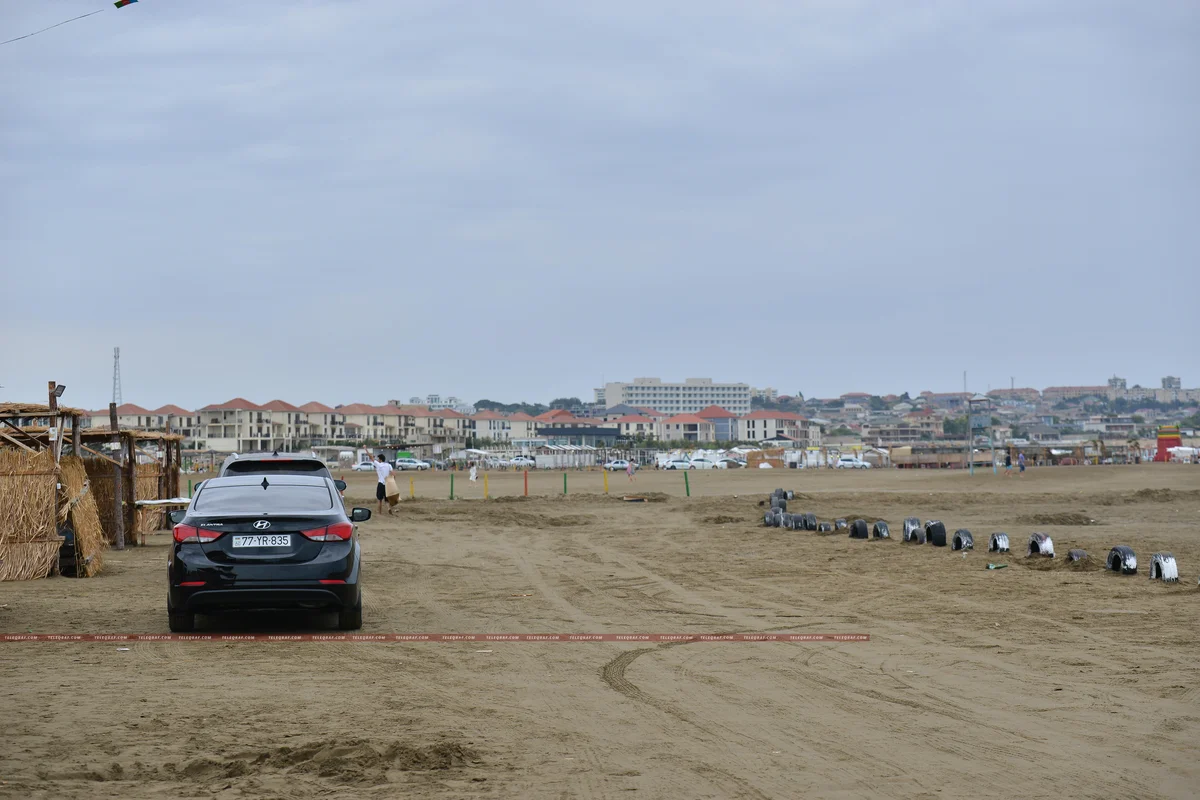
71;415;81;457
163;438;172;499
110;403;125;550
125;434;137;544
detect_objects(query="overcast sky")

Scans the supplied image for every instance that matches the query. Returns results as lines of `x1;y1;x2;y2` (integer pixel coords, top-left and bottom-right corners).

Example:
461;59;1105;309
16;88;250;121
2;0;1197;410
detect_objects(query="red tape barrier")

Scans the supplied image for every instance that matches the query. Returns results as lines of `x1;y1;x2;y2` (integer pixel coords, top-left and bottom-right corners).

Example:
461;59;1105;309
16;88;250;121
1;633;868;643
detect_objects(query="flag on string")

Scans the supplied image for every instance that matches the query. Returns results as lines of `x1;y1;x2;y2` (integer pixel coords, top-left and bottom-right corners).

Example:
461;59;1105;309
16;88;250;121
114;0;138;8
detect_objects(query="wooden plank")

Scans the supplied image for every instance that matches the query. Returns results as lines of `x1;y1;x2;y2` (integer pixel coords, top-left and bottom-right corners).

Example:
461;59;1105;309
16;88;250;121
78;443;122;468
0;430;35;452
134;444;164;464
0;418;47;448
125;434;137;543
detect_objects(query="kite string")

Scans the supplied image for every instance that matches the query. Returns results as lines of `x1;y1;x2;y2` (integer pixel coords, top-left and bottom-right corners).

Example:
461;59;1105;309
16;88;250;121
0;8;106;47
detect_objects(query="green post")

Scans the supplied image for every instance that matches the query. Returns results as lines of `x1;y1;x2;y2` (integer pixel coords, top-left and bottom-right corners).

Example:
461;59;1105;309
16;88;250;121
563;472;568;495
684;471;691;497
450;473;455;500
188;479;193;498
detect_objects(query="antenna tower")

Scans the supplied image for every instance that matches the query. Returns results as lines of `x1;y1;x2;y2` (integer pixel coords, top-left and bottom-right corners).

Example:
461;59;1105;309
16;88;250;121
112;347;123;405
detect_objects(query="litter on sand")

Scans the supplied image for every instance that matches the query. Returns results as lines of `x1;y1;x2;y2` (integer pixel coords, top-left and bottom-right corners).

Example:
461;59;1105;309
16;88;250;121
986;563;1008;570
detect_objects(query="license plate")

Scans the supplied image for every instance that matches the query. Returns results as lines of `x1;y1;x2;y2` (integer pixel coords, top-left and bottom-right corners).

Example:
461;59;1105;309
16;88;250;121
232;534;292;548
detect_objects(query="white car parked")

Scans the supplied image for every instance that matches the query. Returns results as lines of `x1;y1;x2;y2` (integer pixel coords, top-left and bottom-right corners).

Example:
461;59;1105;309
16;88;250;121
688;458;717;470
603;459;636;472
394;457;430;471
510;456;536;468
835;456;871;469
714;458;745;469
352;462;376;472
663;459;693;470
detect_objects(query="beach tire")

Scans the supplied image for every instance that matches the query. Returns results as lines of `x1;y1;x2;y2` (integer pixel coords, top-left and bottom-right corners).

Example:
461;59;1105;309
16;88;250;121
925;520;947;547
849;519;869;539
781;513;795;530
988;533;1010;553
1106;545;1137;575
834;518;848;530
903;523;926;544
763;512;776;527
786;490;795;501
770;497;787;512
817;521;833;532
772;511;784;528
804;513;817;531
773;488;787;499
1027;533;1054;558
872;521;890;539
951;529;973;551
1066;548;1088;563
902;518;921;540
1150;552;1179;582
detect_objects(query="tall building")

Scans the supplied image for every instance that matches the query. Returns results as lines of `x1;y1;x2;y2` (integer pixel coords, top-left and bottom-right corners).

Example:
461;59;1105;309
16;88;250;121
1162;376;1182;390
1107;375;1127;390
600;378;752;415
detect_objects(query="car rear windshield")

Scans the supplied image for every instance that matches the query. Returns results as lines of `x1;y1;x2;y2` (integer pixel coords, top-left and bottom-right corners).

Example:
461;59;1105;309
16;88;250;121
224;459;330;477
194;484;333;513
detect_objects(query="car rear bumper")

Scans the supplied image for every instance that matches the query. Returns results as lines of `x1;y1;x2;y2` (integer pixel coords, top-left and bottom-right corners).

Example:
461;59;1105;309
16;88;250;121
173;584;358;613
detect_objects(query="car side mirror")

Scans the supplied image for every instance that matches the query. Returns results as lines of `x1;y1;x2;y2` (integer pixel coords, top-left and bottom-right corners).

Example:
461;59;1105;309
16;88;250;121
334;479;347;492
350;507;371;522
168;510;187;525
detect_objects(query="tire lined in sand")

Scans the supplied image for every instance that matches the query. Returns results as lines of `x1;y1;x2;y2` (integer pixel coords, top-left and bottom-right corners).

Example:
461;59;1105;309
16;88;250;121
1107;546;1137;575
988;533;1010;553
834;519;848;530
902;517;921;540
763;511;776;527
817;522;833;533
848;519;869;539
872;521;890;539
903;522;926;544
804;513;817;531
1150;552;1179;582
782;513;796;530
1067;549;1089;563
770;497;787;512
951;529;973;551
925;520;947;547
1027;533;1054;557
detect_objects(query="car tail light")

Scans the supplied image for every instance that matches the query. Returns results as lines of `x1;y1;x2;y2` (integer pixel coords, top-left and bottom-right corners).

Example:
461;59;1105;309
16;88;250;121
179;581;206;587
318;579;345;584
300;522;354;542
173;524;222;543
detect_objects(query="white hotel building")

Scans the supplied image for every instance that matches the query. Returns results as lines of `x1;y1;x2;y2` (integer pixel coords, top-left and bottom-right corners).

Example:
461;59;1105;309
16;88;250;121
596;378;752;415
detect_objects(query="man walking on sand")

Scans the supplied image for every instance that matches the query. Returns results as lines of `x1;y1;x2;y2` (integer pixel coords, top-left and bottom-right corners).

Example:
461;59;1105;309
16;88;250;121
1004;452;1012;476
372;453;393;515
1018;451;1026;476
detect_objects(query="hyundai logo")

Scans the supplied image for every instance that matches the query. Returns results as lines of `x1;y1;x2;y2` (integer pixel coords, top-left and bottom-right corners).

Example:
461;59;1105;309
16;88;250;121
253;520;271;530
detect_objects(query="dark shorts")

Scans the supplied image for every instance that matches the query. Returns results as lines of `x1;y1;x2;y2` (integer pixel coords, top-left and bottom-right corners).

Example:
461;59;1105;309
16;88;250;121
1019;464;1025;472
376;482;387;500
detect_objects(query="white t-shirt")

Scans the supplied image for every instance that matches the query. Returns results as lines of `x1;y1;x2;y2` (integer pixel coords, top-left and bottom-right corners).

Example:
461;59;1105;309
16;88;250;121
373;460;393;483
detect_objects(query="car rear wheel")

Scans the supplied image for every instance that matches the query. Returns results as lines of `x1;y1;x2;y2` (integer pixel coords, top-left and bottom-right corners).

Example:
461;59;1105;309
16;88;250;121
167;595;195;633
338;594;363;630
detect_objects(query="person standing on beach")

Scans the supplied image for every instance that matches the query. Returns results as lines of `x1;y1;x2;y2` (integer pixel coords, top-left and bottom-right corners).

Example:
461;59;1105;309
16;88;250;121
372;453;393;515
1018;451;1026;476
626;460;636;483
469;461;478;482
1004;452;1012;476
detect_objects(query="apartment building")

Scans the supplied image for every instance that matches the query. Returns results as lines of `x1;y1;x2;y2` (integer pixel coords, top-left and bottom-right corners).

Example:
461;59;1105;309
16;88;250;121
696;405;738;441
298;402;346;444
1042;386;1109;404
610;414;659;440
1082;416;1137;436
660;414;717;443
598;378;752;415
85;404;202;438
987;388;1041;404
199;398;285;452
736;411;819;446
471;410;513;441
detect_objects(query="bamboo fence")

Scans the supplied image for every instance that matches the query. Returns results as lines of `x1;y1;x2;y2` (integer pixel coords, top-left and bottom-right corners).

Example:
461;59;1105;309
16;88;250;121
58;457;106;577
0;449;60;581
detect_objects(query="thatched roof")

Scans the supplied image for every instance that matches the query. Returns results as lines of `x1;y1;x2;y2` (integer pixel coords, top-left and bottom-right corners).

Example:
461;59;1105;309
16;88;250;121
16;425;185;442
0;402;84;416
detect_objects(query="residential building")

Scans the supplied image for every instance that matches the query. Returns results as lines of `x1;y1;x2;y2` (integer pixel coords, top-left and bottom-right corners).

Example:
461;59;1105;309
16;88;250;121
600;377;751;415
1162;376;1182;390
736;411;819;446
299;402;346;444
610;414;659;441
535;425;619;447
1082;416;1137;436
507;412;540;441
471;410;513;441
987;388;1041;404
1107;376;1127;391
751;387;778;402
660;414;717;443
198;398;279;452
696;405;738;441
1042;386;1108;404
